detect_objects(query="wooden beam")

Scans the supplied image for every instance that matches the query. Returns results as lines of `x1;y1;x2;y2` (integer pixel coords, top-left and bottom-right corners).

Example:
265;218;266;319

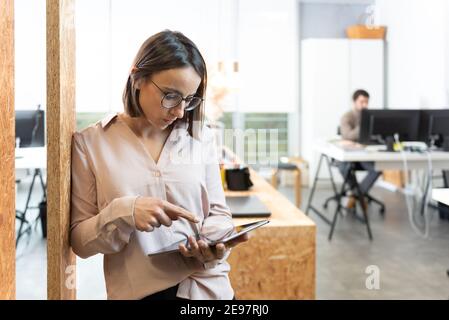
0;0;16;300
47;0;77;300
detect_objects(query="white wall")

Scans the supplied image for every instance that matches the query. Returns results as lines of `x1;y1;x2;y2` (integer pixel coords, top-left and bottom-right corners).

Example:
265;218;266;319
14;0;46;110
376;0;449;109
300;1;375;39
297;0;376;156
237;0;299;113
75;0;111;113
301;39;384;184
349;40;384;108
75;0;299;114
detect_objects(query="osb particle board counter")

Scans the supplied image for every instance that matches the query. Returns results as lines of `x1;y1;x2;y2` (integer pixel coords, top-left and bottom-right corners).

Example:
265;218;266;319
226;168;316;299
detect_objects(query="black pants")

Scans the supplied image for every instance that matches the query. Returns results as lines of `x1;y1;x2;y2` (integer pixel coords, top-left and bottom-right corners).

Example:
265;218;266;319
141;284;236;300
337;161;381;195
141;284;186;300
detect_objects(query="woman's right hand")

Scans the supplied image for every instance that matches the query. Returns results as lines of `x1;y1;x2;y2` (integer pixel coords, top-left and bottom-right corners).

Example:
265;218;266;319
133;197;199;232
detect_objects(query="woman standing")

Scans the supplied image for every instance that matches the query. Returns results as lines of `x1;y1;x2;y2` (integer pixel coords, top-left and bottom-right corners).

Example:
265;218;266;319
70;30;247;300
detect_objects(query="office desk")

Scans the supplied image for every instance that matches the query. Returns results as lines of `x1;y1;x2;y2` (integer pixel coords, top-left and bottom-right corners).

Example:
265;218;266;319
226;168;316;299
307;142;449;240
432;189;449;205
15;147;47;169
316;143;449;170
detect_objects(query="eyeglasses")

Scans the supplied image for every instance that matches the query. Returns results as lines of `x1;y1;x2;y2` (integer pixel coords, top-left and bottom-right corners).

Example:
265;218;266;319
150;80;203;111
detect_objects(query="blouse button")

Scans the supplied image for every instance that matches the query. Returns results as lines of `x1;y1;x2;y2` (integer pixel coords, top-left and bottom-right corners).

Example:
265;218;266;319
154;170;161;177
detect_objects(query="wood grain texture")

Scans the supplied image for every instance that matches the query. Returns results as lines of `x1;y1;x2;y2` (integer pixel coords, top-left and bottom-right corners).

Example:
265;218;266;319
227;169;316;299
46;0;76;300
0;0;16;300
382;170;405;188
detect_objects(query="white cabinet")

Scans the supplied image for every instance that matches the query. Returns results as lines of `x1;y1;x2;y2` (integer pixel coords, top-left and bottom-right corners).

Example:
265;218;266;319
301;39;384;184
349;40;385;109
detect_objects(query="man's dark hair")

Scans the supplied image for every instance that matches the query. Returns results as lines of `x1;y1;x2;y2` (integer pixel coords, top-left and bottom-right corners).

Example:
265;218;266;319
352;89;370;101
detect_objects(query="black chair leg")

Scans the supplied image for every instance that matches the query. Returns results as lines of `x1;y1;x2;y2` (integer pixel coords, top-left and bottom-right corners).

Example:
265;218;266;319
366;194;386;214
353;173;373;240
323;195;338;209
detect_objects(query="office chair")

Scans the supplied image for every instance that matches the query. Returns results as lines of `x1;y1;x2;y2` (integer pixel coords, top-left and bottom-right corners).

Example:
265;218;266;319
322;164;385;214
322;127;385;215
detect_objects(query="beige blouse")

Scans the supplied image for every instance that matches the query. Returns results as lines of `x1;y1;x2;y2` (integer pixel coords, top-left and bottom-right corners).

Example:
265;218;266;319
70;113;235;300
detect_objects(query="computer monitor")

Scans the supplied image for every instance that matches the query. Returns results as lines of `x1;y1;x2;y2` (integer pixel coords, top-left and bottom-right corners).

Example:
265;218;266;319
15;110;45;148
418;109;449;148
359;109;421;144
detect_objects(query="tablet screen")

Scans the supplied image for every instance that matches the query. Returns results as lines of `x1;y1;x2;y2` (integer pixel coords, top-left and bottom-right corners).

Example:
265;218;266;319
207;220;269;245
147;219;269;256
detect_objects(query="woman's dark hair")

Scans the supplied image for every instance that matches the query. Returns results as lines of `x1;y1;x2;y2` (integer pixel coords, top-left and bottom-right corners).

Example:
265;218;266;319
123;30;207;139
352;89;370;101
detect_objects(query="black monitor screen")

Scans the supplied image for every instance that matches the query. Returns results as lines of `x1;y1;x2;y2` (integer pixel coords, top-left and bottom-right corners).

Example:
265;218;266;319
430;115;449;135
359;109;420;144
15;110;45;148
370;115;419;141
418;109;449;147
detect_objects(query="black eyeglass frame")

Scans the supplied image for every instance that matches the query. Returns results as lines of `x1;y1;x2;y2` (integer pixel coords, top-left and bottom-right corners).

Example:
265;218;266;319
150;80;204;111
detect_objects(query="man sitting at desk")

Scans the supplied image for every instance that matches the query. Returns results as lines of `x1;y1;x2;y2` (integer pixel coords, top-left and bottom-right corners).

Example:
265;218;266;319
339;89;381;207
340;89;369;141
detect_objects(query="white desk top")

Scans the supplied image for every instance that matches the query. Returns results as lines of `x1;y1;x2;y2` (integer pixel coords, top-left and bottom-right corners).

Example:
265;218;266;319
15;147;46;169
432;189;449;206
316;142;449;170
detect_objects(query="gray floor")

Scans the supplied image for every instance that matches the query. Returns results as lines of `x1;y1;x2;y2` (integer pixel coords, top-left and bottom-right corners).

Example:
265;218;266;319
15;173;449;299
15;172;105;300
298;184;449;299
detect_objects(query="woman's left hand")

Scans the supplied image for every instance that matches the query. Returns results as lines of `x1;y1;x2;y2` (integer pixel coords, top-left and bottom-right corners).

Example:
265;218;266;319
179;233;249;263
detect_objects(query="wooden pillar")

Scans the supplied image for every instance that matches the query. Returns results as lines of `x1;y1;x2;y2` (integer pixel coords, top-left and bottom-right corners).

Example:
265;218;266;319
46;0;76;300
0;0;15;300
